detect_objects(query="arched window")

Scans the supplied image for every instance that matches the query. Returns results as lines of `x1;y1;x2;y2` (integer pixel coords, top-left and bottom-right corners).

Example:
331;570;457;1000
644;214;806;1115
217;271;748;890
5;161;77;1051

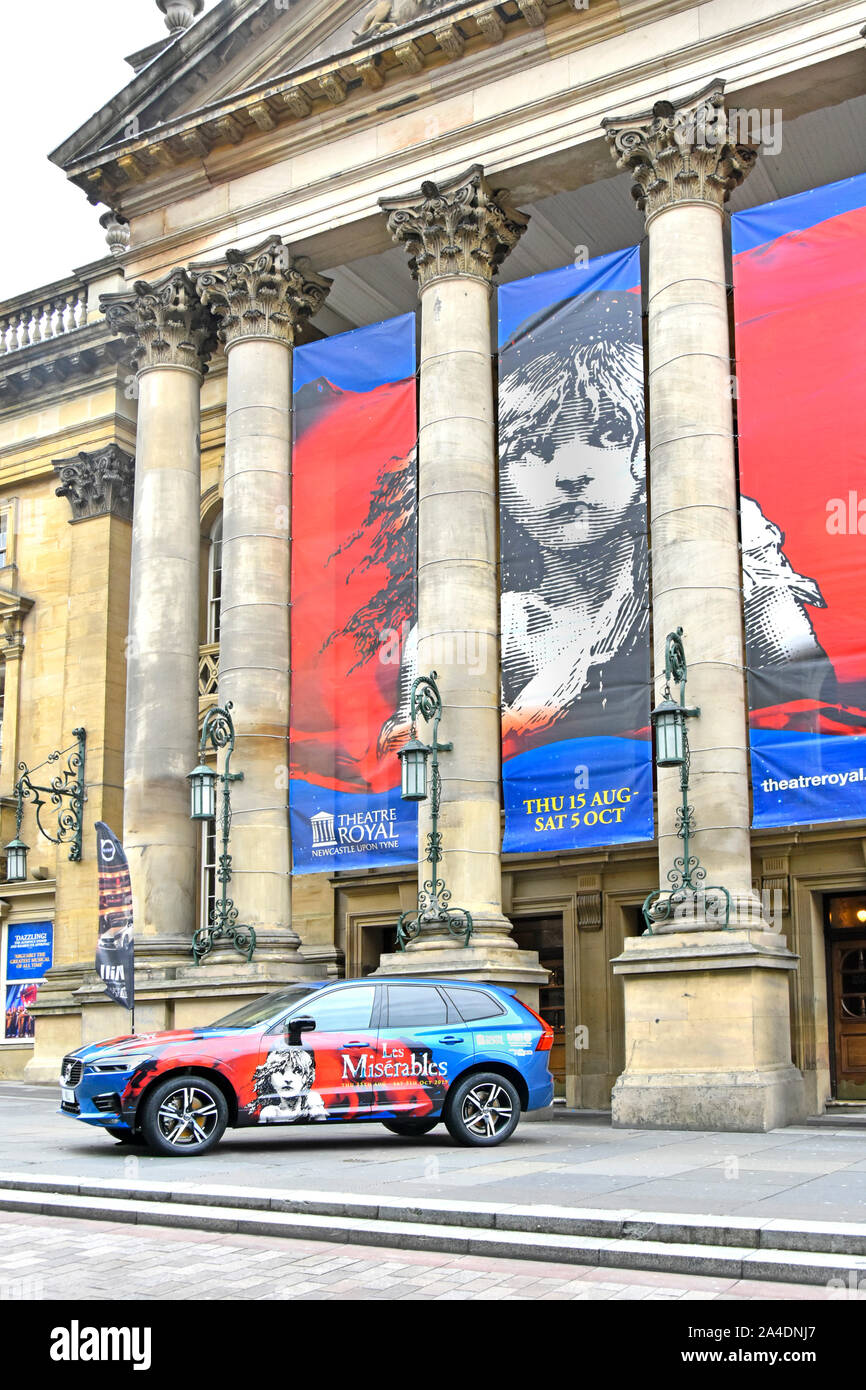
207;513;222;645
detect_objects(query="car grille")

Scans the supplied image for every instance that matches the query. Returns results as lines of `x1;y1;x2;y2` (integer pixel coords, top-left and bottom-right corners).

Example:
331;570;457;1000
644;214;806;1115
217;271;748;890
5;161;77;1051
61;1057;83;1087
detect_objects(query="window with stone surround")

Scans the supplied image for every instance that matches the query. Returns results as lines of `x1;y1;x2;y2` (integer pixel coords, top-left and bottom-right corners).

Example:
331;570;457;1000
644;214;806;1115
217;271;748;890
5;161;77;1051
200;818;216;934
207;512;222;645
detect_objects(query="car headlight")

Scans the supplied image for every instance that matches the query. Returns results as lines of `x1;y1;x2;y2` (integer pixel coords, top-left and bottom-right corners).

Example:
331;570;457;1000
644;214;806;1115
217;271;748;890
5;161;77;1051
87;1055;154;1074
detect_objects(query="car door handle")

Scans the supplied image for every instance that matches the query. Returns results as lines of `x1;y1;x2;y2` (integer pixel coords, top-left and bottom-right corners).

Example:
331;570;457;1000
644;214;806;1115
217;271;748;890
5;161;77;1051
440;1036;464;1044
342;1040;365;1048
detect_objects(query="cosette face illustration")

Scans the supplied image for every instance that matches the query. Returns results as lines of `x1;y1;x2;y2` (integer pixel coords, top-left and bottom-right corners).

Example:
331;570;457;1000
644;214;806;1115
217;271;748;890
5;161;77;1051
57;979;554;1156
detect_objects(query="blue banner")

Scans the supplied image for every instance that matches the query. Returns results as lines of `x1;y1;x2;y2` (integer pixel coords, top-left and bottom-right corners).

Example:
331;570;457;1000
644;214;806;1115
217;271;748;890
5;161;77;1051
290;315;418;872
497;247;653;853
6;922;53;979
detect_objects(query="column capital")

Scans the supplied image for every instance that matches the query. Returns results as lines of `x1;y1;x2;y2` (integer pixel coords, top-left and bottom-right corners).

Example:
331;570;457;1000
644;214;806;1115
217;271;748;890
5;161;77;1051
602;79;757;222
380;164;529;290
53;444;135;523
191;235;332;349
100;268;217;375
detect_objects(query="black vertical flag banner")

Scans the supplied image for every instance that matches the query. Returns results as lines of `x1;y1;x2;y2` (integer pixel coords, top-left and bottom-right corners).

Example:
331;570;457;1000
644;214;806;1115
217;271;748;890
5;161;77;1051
95;822;134;1012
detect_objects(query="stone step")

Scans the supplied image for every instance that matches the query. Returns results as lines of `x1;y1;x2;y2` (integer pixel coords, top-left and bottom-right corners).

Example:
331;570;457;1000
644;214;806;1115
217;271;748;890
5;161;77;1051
1;1184;864;1286
3;1174;866;1284
804;1112;866;1129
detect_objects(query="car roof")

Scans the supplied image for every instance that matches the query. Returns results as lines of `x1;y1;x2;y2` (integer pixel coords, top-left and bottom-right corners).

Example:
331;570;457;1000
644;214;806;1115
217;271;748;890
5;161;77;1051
328;977;516;997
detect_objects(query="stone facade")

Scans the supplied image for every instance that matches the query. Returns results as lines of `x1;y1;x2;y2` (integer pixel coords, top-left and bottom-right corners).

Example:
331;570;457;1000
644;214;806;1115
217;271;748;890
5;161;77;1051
0;0;864;1127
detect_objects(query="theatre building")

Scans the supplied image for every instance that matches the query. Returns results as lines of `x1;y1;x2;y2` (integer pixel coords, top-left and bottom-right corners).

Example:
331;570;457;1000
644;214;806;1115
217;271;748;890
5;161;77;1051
0;0;865;1130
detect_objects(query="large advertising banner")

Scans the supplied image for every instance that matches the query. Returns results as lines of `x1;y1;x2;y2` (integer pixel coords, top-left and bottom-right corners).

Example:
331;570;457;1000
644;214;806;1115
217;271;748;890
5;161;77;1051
497;246;654;853
290;314;418;872
733;173;866;827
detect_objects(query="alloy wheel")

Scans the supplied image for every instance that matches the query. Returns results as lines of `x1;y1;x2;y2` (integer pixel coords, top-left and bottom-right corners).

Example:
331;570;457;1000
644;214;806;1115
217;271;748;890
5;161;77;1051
156;1085;220;1148
460;1081;513;1138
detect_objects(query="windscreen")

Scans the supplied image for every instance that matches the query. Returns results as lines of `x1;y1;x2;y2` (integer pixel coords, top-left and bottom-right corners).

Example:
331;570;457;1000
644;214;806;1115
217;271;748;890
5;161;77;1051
209;986;320;1028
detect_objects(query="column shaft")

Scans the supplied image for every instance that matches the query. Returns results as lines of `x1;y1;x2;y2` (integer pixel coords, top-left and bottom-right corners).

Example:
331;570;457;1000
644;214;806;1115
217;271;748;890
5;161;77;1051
124;365;202;942
219;336;291;934
647;202;755;908
417;274;504;930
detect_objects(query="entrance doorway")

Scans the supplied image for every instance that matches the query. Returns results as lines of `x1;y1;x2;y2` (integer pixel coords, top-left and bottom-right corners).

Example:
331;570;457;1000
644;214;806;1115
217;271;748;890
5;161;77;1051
825;893;866;1101
347;920;400;978
511;915;566;1095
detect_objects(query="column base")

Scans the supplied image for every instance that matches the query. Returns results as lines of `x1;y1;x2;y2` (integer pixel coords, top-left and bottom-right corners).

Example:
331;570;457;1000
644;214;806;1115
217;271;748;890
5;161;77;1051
610;928;806;1132
647;890;774;934
611;1066;806;1132
24;938;326;1082
376;931;549;1010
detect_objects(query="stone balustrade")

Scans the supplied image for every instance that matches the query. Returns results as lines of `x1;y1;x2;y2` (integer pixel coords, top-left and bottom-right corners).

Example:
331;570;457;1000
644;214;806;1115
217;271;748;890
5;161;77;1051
0;283;88;357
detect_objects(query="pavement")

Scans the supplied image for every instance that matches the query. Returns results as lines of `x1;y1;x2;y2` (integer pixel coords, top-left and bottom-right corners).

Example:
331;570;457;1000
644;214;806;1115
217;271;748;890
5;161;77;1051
4;1083;865;1224
3;1082;866;1299
0;1208;851;1301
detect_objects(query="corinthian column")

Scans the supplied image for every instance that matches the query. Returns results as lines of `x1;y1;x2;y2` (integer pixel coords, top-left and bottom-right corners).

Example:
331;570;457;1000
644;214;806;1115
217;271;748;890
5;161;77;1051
192;237;331;946
101;271;216;951
378;166;546;999
602;82;804;1130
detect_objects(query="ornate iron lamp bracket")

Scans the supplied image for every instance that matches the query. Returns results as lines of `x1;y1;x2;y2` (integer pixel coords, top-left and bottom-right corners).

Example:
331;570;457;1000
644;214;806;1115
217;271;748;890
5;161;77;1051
191;702;256;965
643;630;731;933
397;671;473;950
14;728;87;862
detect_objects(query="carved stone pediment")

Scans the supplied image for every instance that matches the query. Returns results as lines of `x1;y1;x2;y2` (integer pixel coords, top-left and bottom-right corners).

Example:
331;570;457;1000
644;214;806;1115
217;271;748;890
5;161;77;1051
351;0;449;45
53;444;135;523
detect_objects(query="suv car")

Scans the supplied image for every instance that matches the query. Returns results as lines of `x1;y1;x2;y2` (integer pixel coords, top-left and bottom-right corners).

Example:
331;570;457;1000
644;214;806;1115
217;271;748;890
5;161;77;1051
58;977;554;1155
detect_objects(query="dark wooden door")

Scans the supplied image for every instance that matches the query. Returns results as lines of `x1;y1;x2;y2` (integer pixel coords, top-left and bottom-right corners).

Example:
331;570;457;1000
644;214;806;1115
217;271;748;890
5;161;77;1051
832;940;866;1100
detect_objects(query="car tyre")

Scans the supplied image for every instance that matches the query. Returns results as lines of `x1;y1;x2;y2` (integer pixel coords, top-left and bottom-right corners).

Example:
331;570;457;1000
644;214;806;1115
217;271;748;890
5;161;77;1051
445;1071;521;1147
381;1117;439;1137
105;1127;146;1145
140;1074;228;1157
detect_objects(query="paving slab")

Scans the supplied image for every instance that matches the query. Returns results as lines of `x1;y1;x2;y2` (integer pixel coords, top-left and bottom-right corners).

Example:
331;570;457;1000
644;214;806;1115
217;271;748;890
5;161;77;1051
3;1082;864;1232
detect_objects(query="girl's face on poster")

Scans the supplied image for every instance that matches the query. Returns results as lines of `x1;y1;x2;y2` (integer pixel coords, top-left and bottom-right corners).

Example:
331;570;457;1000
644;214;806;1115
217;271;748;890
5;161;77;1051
501;389;642;551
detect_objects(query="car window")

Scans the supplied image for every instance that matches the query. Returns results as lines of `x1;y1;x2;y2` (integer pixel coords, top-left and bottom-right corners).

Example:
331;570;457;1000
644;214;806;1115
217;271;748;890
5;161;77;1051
442;987;505;1022
386;985;448;1028
210;985;320;1028
296;986;376;1031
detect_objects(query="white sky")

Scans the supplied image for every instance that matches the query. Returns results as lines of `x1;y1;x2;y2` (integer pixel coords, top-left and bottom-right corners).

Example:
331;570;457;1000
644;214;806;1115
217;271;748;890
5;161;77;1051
2;0;221;301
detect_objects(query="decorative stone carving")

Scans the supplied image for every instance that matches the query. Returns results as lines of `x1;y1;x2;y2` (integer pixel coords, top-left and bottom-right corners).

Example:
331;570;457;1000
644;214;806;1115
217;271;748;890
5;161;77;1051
282;89;313;118
53;445;135;523
381;165;528;289
760;855;791;917
575;873;603;930
157;0;204;37
475;10;505;42
100;269;218;375
0;590;33;659
191;236;332;349
576;892;602;931
602;79;758;222
434;24;464;58
99;211;130;259
352;0;443;44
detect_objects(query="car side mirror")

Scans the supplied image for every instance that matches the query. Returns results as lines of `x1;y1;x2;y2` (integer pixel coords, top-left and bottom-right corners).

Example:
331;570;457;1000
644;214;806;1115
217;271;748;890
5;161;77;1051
285;1016;317;1047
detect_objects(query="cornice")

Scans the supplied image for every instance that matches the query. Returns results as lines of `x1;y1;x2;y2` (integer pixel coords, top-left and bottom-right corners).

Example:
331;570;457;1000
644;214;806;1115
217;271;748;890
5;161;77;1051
0;419;137;489
0;324;130;410
63;0;863;215
62;0;603;206
106;0;866;278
